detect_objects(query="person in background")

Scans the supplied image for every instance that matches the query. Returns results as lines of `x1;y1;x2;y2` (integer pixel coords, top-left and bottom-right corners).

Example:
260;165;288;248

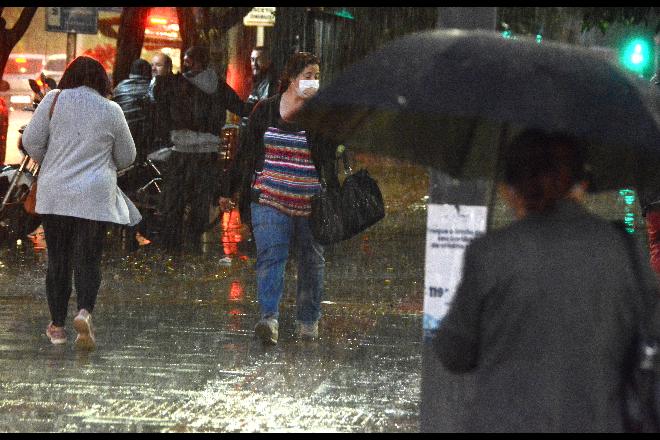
158;45;247;254
246;46;278;114
148;52;174;152
113;58;154;247
113;58;152;162
233;46;279;234
219;52;339;345
151;52;173;82
433;129;660;432
22;56;141;350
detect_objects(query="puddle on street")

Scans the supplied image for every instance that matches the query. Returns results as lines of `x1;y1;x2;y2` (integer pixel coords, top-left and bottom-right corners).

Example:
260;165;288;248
0;160;427;432
0;151;645;432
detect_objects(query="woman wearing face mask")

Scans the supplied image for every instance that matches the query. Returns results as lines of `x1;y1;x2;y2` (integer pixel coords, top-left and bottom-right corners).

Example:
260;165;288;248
219;52;339;345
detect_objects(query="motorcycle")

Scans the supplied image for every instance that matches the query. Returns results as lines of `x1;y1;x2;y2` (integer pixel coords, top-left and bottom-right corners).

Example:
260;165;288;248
116;145;168;244
0;74;56;245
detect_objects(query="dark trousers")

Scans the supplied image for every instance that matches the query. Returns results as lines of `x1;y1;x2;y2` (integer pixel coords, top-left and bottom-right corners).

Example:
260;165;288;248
161;151;219;251
41;214;108;326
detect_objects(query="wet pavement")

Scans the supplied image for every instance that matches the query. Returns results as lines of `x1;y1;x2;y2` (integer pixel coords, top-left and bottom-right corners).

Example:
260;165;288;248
0;155;429;433
0;153;645;432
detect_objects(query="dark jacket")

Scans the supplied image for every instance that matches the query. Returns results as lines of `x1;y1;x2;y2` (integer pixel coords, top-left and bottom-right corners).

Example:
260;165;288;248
113;74;151;157
240;70;279;129
149;73;175;149
158;68;247;147
222;93;339;202
434;200;660;432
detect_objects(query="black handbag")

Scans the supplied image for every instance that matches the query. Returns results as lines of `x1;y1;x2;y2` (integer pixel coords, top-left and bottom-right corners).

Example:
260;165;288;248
310;151;385;245
339;153;385;240
615;222;660;433
310;183;345;245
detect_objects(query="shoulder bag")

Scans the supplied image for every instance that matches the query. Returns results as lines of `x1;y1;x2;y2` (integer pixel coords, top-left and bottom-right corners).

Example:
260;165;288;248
310;150;385;245
24;90;61;215
338;151;385;240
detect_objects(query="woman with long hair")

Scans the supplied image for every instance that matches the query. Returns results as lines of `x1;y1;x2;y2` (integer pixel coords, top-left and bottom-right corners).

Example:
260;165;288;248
22;56;140;349
219;52;339;345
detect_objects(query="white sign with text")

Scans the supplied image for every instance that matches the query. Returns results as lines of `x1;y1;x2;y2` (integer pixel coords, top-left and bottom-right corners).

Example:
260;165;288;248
423;203;487;335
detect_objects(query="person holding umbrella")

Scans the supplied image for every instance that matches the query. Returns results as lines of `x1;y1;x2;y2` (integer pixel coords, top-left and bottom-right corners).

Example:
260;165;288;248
219;52;339;345
433;129;660;432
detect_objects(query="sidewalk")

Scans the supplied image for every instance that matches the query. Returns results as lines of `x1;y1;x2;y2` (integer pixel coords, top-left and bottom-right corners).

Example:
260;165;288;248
0;189;426;432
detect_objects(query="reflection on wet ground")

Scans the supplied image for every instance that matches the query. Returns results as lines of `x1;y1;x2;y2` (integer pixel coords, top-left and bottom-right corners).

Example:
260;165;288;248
0;153;646;432
0;155;428;432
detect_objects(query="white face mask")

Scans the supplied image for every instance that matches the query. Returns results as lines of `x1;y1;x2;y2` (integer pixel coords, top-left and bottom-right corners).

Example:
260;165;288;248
297;79;319;96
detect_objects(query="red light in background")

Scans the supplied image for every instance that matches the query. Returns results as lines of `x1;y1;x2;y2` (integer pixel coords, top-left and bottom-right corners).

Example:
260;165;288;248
225;63;250;100
150;17;168;25
229;281;244;302
221;208;243;257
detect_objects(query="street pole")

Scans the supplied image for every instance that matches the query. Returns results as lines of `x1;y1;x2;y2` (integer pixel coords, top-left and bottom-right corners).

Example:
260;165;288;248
66;32;77;65
256;26;265;46
420;7;498;433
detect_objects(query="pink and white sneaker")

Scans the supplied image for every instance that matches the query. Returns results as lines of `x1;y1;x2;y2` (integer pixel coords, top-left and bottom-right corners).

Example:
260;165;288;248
46;322;67;345
73;309;96;350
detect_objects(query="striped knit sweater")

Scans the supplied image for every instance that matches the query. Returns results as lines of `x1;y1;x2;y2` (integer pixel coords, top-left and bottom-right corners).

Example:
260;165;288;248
253;126;321;216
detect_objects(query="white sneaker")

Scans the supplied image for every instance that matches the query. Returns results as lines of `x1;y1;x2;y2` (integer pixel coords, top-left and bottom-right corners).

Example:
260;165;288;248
295;320;319;340
255;317;278;345
73;309;96;350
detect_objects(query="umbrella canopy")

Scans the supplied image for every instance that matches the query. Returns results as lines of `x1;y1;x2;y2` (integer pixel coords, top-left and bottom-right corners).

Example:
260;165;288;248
302;29;660;192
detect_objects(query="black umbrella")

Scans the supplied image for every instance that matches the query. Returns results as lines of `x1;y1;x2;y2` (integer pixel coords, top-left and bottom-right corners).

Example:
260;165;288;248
302;29;660;192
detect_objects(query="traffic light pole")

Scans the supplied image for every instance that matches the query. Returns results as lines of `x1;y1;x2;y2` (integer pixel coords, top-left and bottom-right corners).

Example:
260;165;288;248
66;32;77;66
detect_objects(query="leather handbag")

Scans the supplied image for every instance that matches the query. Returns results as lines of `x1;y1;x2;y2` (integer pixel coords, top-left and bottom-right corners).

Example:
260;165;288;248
338;153;385;240
310;181;344;245
24;90;61;215
310;151;385;245
615;221;660;433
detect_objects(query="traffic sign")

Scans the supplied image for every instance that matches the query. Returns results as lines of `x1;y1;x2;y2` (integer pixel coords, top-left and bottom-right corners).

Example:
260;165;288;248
46;7;98;35
243;7;276;27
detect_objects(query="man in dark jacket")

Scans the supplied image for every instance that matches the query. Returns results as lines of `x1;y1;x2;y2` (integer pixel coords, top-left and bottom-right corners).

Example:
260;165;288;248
157;46;248;253
148;53;174;152
113;58;152;162
245;46;278;117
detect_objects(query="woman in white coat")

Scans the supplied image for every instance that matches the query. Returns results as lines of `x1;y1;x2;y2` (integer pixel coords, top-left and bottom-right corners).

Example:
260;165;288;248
22;56;141;349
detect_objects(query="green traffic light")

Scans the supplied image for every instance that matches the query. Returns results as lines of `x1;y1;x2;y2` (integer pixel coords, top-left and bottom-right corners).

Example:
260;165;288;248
621;38;652;74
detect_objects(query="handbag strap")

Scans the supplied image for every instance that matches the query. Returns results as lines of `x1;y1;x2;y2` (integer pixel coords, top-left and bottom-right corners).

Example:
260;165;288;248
49;90;61;120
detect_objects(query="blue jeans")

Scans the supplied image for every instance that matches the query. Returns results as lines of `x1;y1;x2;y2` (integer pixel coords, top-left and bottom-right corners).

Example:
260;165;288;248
251;202;325;324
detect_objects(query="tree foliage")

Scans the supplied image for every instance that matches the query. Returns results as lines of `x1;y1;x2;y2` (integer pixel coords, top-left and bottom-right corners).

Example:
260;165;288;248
498;7;660;40
580;7;660;34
